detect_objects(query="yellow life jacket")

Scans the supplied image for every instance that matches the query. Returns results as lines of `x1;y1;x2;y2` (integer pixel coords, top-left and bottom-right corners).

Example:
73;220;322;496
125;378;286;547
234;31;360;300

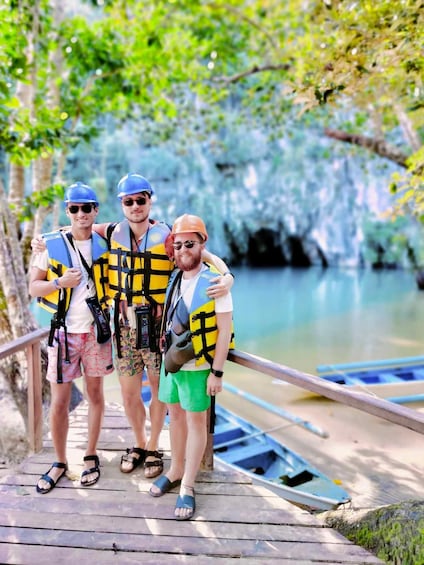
165;266;235;367
37;231;110;315
108;219;174;307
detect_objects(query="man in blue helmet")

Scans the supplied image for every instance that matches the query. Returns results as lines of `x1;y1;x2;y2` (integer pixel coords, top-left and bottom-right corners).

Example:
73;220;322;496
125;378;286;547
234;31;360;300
32;173;234;481
92;173;234;480
29;182;113;493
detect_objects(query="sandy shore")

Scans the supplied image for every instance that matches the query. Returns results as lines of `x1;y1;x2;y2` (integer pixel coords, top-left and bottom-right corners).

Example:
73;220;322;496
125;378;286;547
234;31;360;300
0;392;29;478
218;371;424;510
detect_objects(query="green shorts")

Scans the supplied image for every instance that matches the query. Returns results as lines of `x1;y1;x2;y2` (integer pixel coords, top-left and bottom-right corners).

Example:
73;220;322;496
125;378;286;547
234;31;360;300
158;364;210;412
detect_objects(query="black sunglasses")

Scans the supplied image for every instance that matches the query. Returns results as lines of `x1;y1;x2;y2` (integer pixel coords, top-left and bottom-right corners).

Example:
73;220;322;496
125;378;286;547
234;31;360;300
172;240;201;250
68;204;95;214
122;196;148;207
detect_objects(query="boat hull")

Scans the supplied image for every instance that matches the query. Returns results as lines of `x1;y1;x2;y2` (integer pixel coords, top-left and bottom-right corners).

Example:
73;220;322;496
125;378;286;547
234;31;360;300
274;358;424;401
213;404;350;511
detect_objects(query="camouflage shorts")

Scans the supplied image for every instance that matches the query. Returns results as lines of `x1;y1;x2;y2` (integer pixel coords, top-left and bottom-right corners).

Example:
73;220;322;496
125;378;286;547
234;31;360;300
114;324;161;378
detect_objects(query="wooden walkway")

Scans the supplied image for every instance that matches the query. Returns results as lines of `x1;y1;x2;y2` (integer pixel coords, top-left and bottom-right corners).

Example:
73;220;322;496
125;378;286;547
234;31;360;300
0;402;383;564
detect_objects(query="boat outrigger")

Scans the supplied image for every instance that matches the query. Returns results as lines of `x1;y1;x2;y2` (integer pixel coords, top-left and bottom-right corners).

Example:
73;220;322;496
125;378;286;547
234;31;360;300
315;354;424;400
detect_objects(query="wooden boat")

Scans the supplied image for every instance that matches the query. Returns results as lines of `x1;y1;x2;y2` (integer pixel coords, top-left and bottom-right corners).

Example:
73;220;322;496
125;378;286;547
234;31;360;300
213;403;351;511
315;355;424;399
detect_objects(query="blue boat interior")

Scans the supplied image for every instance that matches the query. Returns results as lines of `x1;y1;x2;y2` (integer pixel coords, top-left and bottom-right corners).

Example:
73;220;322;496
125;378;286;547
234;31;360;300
318;365;424;386
213;415;317;487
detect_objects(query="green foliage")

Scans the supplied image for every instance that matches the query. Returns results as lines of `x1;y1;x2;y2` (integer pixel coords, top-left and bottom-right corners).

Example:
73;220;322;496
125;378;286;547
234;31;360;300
362;215;411;267
18;184;65;221
0;0;422;245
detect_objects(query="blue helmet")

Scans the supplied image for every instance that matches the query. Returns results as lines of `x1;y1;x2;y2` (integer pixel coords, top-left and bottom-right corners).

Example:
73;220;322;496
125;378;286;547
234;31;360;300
64;182;98;205
117;173;154;198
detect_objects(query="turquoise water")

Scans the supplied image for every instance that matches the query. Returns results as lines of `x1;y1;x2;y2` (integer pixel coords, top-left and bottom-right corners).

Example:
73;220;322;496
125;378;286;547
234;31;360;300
33;266;423;400
231;266;424;375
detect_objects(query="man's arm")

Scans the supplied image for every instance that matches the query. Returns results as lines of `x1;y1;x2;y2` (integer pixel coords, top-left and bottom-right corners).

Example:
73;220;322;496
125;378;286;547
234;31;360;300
29;266;53;298
91;222;110;238
29;265;82;297
206;311;232;396
31;222;112;253
202;250;234;297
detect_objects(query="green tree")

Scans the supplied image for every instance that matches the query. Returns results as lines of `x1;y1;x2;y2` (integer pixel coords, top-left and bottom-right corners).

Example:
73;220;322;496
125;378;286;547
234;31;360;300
1;0;423;416
0;0;184;417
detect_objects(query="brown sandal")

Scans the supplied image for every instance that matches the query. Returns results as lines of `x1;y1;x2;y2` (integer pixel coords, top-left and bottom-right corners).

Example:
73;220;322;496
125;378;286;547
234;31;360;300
144;450;164;479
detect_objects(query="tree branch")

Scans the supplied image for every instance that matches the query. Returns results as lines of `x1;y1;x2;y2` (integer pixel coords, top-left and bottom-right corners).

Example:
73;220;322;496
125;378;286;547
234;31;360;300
213;63;290;84
324;128;409;168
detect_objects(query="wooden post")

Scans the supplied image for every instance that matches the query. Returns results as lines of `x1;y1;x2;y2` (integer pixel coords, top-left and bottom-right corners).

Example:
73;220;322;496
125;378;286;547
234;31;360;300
201;406;214;470
27;342;43;452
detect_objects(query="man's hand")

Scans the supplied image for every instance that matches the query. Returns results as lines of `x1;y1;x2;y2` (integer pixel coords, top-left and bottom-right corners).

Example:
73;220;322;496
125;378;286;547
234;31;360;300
206;273;233;299
207;373;223;396
31;236;46;254
59;268;82;288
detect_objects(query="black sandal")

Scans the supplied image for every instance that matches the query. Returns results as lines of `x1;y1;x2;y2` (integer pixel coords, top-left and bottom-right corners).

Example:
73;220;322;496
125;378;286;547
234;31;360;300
81;454;101;487
36;461;68;494
120;447;146;473
144;450;164;479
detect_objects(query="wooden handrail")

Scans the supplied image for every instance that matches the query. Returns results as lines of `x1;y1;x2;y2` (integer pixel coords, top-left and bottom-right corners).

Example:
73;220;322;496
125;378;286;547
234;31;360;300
228;349;424;435
0;328;49;453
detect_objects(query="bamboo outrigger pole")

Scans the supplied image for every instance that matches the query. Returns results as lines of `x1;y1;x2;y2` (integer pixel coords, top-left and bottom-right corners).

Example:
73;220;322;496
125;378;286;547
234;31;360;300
222;381;329;438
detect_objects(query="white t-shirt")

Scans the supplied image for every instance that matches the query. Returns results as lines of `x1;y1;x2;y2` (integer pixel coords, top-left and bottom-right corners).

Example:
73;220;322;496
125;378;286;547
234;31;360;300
181;264;233;371
32;237;95;333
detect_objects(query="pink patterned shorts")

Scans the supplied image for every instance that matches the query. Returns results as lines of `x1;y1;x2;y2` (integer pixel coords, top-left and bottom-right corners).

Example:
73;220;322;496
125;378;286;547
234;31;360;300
47;327;114;383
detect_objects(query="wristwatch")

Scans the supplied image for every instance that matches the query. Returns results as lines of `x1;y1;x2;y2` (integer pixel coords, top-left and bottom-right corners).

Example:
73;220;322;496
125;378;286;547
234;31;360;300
53;278;61;289
211;368;224;378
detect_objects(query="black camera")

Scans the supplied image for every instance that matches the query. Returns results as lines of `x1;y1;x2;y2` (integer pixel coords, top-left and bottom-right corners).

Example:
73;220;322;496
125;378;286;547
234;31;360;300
48;313;65;346
86;296;111;344
164;329;172;353
135;305;151;349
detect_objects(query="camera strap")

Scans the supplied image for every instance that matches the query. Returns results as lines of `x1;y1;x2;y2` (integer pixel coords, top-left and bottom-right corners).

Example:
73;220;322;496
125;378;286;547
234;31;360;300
128;226;150;306
65;233;94;288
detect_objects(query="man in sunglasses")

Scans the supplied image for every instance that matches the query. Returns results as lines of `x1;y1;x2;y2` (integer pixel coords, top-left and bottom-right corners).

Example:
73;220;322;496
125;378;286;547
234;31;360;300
32;173;233;481
91;173;233;480
29;182;113;493
149;214;234;521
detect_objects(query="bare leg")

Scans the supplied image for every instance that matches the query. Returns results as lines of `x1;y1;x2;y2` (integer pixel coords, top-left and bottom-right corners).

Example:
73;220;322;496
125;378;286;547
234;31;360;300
37;382;71;490
175;409;207;519
83;376;104;482
149;402;186;494
119;372;147;471
144;363;168;478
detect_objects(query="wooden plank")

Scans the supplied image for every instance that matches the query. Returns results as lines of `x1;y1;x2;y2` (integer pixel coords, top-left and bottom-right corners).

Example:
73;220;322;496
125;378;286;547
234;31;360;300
0;509;347;543
0;490;319;525
26;341;43;453
0;543;363;565
0;474;258;494
0;527;382;562
0;328;49;359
